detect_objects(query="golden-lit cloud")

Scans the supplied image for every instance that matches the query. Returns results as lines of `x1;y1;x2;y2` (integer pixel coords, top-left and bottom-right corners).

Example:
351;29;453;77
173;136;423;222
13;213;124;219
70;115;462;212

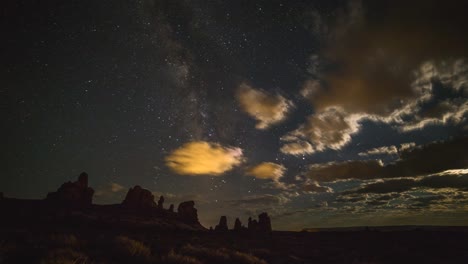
246;162;286;181
236;83;293;129
165;141;243;176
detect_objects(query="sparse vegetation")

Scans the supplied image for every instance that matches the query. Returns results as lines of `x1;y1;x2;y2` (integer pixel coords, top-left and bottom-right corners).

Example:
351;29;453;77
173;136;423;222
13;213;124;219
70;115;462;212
114;235;152;259
178;244;267;264
1;229;468;263
48;234;80;247
161;250;203;264
40;247;88;264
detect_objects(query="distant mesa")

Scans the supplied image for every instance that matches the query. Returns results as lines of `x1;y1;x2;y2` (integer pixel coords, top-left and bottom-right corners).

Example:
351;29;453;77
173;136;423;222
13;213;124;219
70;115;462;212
46;172;94;208
122;185;157;209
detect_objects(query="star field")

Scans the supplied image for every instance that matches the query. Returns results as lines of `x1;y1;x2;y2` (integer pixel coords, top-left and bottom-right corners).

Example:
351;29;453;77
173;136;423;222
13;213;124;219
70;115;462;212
2;0;468;230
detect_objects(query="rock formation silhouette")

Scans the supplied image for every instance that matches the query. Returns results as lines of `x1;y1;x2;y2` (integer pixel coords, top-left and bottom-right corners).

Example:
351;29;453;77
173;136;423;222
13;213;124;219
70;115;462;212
234;218;243;231
122;186;156;209
46;172;94;207
248;217;257;230
1;172;208;231
245;213;271;233
215;216;228;231
157;195;165;209
177;201;199;224
258;212;272;232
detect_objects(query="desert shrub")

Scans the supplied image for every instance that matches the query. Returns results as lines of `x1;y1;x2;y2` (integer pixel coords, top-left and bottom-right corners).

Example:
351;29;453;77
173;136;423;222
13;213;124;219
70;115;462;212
40;247;88;264
161;250;203;264
250;248;272;259
229;250;268;264
114;235;151;260
48;234;80;247
179;244;267;264
179;244;230;263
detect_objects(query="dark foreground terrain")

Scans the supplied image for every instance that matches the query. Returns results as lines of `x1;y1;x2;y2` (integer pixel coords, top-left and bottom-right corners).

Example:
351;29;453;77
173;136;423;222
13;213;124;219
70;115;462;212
2;174;468;263
1;227;468;264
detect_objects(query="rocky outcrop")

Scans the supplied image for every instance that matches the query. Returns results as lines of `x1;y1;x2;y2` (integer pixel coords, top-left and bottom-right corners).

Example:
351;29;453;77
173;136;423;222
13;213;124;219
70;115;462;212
46;172;94;207
157;195;165;209
247;213;272;233
2;172;209;231
258;212;272;232
248;217;257;230
177;201;198;224
215;216;228;231
234;218;243;231
122;186;156;209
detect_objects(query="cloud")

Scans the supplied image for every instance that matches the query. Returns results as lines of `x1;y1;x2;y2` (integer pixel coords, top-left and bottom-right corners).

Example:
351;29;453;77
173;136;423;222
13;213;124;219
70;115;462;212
384;137;468;177
302;181;333;193
110;182;125;193
389;60;468;132
399;142;416;152
282;1;468;156
94;182;127;204
279;140;314;156
348;170;468;195
358;142;416;157
304;137;468;182
246;162;286;181
306;0;468;115
281;107;363;154
165;141;243;175
305;160;384;182
236;83;293;129
358;146;398;157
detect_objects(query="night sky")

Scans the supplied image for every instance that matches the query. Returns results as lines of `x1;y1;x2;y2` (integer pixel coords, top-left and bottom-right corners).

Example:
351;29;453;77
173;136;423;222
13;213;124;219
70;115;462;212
3;0;468;230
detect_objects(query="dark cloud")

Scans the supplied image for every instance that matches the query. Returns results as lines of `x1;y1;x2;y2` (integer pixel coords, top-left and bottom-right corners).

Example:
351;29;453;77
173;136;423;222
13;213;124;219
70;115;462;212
383;137;468;177
350;173;468;194
305;160;384;182
305;137;468;182
302;182;333;193
309;0;468;115
281;0;468;155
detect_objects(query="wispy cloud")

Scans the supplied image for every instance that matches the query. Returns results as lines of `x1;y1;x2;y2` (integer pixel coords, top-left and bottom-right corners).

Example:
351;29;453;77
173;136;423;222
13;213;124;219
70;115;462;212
236;83;293;129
